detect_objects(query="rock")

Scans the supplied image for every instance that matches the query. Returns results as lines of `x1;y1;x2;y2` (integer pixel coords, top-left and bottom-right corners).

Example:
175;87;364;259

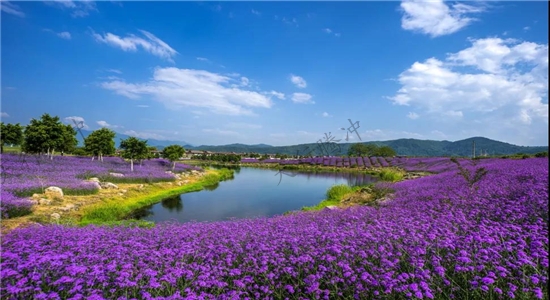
109;172;125;177
31;193;42;200
45;186;64;199
325;205;339;210
191;170;199;174
166;182;172;186
59;204;76;212
183;180;189;184
165;171;173;174
120;189;127;193
28;199;38;205
138;184;144;190
50;213;61;220
39;198;52;205
176;181;182;186
89;177;100;182
174;174;182;179
100;182;119;189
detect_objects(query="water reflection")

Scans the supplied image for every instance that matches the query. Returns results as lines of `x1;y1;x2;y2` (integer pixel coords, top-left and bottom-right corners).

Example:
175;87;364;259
136;167;379;224
161;195;184;212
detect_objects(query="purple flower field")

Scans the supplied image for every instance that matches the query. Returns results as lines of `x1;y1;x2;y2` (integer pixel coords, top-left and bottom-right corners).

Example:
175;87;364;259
0;154;201;218
1;158;548;299
242;156;474;173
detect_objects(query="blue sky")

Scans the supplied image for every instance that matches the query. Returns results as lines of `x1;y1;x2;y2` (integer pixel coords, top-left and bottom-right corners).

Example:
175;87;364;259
1;1;548;147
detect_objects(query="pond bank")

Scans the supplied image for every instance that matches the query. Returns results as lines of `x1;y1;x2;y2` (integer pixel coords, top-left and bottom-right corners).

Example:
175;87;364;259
0;168;234;234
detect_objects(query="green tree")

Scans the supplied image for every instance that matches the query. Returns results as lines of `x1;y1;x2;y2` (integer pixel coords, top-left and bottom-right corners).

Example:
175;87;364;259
120;137;148;171
348;143;379;157
162;145;186;170
0;122;24;153
22;114;70;159
84;128;116;161
374;145;397;157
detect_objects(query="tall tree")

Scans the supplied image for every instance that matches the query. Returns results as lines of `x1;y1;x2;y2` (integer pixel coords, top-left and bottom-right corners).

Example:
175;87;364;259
374;146;397;157
84;128;116;161
60;124;78;154
22;114;67;159
119;137;148;171
161;145;186;170
348;143;379;157
0;122;24;153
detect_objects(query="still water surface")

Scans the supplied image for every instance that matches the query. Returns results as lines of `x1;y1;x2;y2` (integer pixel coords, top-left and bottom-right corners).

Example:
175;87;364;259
134;167;378;223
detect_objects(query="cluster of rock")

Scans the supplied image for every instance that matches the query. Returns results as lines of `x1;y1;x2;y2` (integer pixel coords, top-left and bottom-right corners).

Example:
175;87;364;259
165;170;204;186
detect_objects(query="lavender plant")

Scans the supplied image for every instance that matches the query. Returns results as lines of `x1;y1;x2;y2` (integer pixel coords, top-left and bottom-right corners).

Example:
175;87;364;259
1;158;547;299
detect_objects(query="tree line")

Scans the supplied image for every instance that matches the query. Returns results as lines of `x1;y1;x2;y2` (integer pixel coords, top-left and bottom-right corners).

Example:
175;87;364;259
0;113;186;171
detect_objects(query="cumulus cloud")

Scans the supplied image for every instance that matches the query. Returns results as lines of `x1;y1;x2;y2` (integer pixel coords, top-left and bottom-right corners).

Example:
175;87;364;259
101;67;274;116
57;31;71;39
96;120;120;128
251;9;261;16
290;74;307;88
389;37;548;144
1;1;25;17
400;0;485;37
64;116;89;129
91;29;178;62
267;91;285;100
291;93;314;104
1;112;10;118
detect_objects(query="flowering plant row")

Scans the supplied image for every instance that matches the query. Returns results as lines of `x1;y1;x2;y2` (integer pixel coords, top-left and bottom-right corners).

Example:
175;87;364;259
1;158;547;299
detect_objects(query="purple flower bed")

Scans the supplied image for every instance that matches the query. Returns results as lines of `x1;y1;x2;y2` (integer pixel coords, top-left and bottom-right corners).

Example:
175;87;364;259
0;154;201;197
0;190;33;218
1;158;547;299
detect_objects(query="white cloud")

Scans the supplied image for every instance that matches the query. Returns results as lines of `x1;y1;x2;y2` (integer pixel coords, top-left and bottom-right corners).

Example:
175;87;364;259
96;120;120;128
44;0;97;18
282;17;298;27
267;91;285;100
1;1;25;17
101;67;274;116
523;26;530;31
323;28;341;37
64;116;89;129
389;37;548;143
322;112;332;117
107;69;122;74
1;112;10;118
251;9;261;16
400;0;484;37
91;29;178;62
240;77;249;86
124;130;168;140
57;31;71;39
196;57;210;62
431;130;448;139
137;105;149;108
290;74;307;88
407;112;419;119
291;93;314;104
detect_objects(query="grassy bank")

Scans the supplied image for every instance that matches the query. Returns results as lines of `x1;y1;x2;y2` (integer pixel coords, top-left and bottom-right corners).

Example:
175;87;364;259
79;168;234;226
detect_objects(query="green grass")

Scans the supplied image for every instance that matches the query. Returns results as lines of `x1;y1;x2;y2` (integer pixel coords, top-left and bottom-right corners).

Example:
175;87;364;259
79;168;234;226
378;168;405;182
302;184;354;211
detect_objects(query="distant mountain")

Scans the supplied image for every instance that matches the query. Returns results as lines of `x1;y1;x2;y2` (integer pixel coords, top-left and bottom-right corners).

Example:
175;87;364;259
185;137;548;157
74;131;547;156
75;130;191;149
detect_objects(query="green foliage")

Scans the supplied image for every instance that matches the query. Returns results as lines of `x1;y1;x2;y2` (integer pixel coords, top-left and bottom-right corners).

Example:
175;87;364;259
162;145;186;170
378;168;405;182
22;114;70;155
0;122;24;153
84;128;116;159
197;153;241;163
119;137;149;171
347;143;396;157
535;151;548;158
72;147;88;156
325;184;354;201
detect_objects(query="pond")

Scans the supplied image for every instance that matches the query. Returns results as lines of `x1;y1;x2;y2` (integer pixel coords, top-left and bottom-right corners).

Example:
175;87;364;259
133;167;379;223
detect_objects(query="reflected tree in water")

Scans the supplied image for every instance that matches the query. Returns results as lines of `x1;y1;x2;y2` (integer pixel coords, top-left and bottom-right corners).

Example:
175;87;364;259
161;196;184;212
